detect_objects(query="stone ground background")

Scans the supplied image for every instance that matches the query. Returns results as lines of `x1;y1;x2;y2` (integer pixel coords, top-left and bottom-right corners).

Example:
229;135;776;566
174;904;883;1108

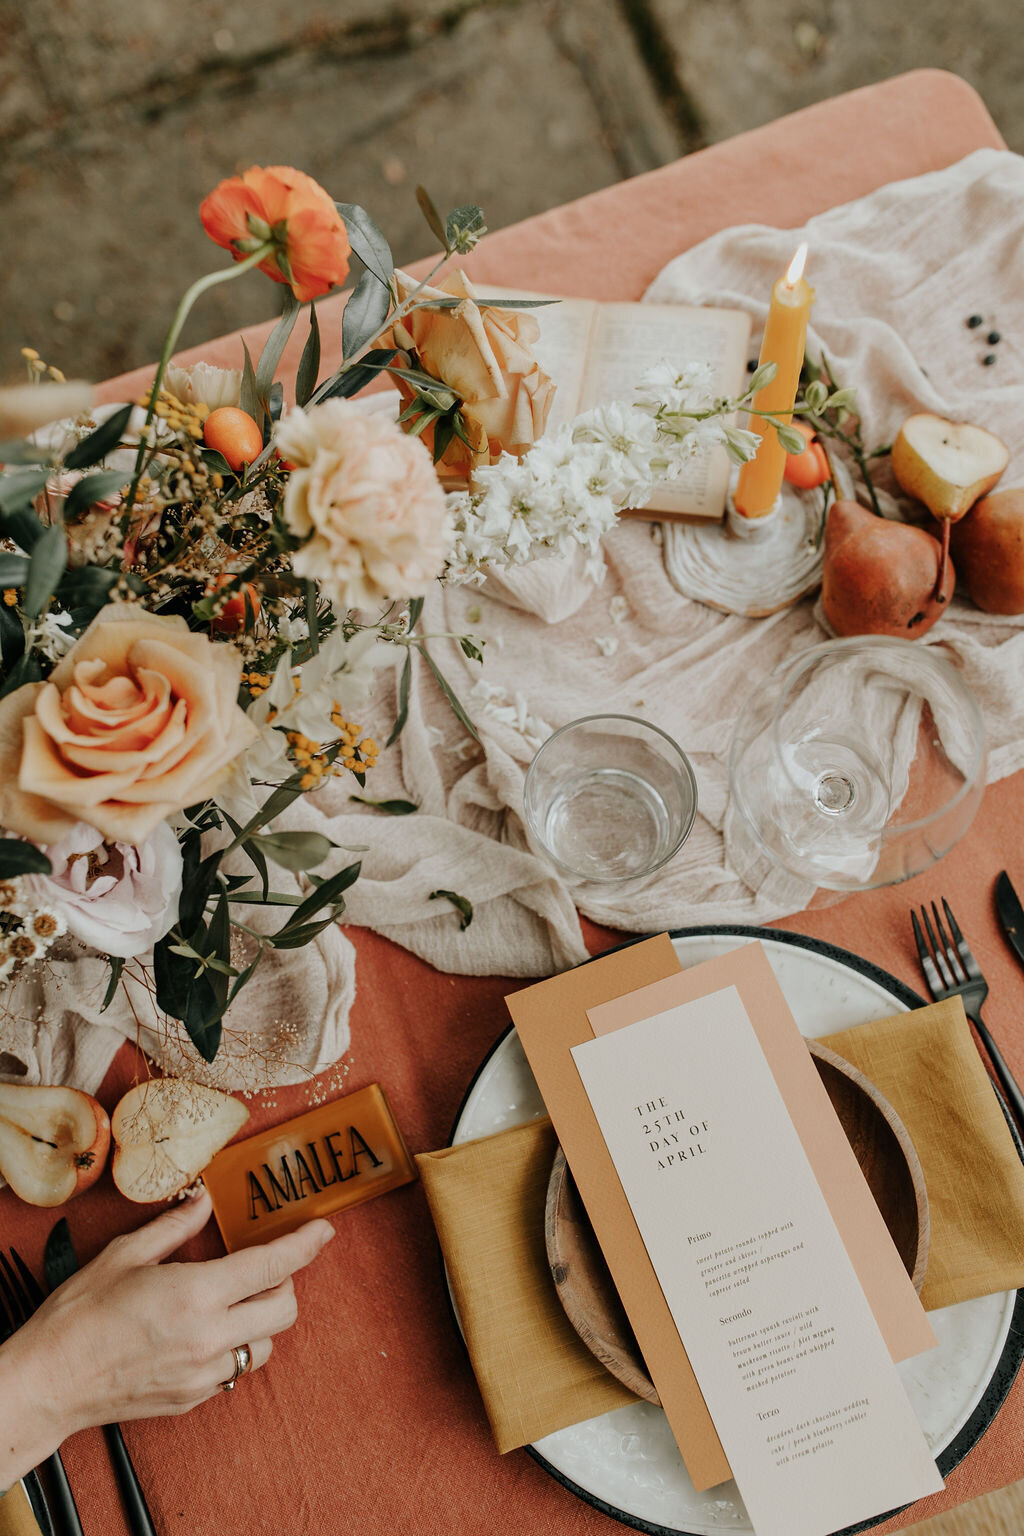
2;3;1023;1531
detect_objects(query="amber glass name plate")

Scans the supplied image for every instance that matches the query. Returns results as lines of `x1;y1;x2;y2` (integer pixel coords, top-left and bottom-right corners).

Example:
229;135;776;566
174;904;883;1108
204;1083;417;1251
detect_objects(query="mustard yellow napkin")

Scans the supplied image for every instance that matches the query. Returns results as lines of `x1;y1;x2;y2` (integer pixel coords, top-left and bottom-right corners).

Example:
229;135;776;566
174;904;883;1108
418;998;1024;1454
416;1118;635;1452
823;996;1024;1311
0;1484;43;1536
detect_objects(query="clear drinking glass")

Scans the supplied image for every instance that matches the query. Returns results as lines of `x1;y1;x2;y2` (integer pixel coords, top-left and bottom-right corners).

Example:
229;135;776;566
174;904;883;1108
523;715;698;885
727;636;986;892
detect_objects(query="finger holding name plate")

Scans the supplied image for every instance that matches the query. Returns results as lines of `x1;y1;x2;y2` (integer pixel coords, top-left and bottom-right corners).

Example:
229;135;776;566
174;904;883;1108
0;1190;335;1490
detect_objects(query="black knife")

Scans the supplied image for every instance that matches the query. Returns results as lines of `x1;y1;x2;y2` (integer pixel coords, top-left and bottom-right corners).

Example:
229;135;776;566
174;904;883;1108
996;870;1024;969
44;1223;157;1536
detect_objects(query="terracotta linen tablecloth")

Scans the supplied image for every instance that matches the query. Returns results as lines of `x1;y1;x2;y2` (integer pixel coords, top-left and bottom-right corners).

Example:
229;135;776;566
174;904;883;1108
5;68;1019;1536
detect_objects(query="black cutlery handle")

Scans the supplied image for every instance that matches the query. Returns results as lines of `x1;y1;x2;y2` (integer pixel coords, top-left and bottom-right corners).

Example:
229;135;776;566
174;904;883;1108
102;1425;156;1536
42;1450;83;1536
973;1012;1024;1129
23;1468;55;1536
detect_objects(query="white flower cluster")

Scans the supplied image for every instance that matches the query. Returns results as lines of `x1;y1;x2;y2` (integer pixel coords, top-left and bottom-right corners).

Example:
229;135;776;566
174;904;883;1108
443;362;762;584
0;873;68;980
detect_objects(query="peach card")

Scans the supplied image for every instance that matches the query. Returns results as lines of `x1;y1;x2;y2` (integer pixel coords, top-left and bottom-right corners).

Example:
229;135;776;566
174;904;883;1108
504;933;735;1490
573;984;943;1536
588;943;937;1368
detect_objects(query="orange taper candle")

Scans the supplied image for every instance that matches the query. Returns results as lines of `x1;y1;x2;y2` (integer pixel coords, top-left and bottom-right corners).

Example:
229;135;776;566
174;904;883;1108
733;243;814;518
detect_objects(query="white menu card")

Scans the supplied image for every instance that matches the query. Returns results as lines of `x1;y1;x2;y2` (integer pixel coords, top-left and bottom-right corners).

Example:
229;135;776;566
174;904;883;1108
571;983;943;1536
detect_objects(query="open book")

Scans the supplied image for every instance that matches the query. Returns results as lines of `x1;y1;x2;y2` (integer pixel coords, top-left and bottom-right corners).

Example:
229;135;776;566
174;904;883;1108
524;295;751;521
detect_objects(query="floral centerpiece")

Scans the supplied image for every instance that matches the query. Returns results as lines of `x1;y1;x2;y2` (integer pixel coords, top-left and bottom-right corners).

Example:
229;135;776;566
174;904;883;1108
0;163;846;1082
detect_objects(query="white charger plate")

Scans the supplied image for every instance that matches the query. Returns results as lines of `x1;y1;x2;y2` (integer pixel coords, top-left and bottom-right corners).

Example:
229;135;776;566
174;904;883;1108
450;926;1024;1536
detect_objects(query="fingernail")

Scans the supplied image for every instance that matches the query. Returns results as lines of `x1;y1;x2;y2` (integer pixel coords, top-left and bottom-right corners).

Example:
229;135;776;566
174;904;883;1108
319;1223;336;1247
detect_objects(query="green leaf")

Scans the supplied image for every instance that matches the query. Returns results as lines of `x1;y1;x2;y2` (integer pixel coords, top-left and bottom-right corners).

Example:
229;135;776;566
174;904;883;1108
387;649;413;748
432;416;455;464
0;553;29;586
222;780;305;851
311;348;399;405
406;407;441;439
248;830;335;872
458;635;483;663
0;649;42;701
201;447;233;478
295;304;321;408
276;859;361;934
268;916;340;949
415;186;447;247
419;645;480;742
428;888;474;929
350;795;420;815
0;469;49;520
255;291;301;416
178;849;223;937
99;956;125;1013
24;523;68;618
63;469;126;523
384;365;458;409
0;839;51;877
335;203;394;287
342;268;393;358
240;339;260;426
444;204;487;255
0;600;25;668
43;1218;78;1292
56;566;121;619
410;296;557;312
224;890;303;906
0;438;50;465
407;596;424;632
153;931;222;1063
204;889;231;1031
63;403;133;471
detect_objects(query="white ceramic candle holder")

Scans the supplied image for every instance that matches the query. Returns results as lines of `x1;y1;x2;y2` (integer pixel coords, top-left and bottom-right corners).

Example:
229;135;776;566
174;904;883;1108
660;459;853;618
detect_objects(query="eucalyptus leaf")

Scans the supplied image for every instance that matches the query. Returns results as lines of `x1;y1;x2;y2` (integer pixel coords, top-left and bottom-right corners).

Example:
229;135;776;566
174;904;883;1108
350;796;419;815
268;916;340;950
63;470;126;523
428;888;474;930
386;649;413;748
275;860;361;934
100;956;125;1013
415;185;447;248
0;553;29;586
407;297;556;312
458;636;483;663
248;830;335;871
240;339;260;426
24;523;68;618
57;564;120;618
0;469;49;519
1;506;45;551
295;304;321;408
342;268;393;358
407;595;424;632
0;839;52;877
178;849;223;936
311;348;398;405
63;403;133;470
255;291;301;414
418;645;480;742
0;649;42;701
335;203;393;287
431;417;454;464
0;601;24;668
222;781;305;850
0;438;50;465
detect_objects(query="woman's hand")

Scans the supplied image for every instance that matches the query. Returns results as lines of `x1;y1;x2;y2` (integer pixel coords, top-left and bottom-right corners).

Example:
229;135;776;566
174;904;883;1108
0;1188;333;1486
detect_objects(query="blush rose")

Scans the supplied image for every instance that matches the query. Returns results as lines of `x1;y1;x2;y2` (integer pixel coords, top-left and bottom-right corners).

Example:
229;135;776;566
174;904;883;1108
0;605;258;847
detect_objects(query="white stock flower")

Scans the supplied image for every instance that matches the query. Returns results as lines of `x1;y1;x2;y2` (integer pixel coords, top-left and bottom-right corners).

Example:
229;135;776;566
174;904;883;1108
164;361;242;411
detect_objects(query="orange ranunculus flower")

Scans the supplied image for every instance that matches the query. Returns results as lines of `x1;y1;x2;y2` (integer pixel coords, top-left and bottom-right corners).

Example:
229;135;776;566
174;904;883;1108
377;269;556;476
0;606;258;847
199;165;351;303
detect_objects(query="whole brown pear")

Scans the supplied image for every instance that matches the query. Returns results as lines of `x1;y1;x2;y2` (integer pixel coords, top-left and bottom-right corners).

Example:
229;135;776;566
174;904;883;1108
822;499;955;638
949;487;1024;614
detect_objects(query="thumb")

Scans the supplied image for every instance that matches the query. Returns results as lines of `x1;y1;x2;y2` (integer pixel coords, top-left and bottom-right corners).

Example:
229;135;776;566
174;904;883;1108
119;1186;214;1266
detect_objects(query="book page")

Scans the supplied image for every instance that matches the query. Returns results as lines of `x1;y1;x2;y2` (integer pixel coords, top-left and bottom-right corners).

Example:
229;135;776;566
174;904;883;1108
572;984;943;1536
581;302;751;518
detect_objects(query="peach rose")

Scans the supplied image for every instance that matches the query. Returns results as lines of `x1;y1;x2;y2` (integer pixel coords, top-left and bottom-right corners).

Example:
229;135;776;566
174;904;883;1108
377;269;555;476
274;400;452;611
199;165;350;303
0;606;258;847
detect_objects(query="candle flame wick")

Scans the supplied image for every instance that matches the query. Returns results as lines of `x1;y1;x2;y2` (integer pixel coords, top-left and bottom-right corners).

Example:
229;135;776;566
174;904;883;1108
785;242;808;286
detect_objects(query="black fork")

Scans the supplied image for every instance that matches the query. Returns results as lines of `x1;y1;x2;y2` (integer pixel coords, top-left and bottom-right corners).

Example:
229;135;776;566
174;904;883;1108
912;897;1024;1129
0;1251;83;1536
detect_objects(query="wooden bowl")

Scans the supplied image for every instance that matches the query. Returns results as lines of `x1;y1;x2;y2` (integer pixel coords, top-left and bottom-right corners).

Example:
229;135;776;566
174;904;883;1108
544;1038;930;1407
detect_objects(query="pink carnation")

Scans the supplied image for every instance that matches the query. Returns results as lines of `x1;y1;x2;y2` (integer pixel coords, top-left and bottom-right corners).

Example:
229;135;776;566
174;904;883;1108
275;401;452;611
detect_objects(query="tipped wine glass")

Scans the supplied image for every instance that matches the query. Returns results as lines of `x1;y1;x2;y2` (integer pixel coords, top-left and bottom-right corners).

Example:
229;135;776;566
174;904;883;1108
727;636;986;892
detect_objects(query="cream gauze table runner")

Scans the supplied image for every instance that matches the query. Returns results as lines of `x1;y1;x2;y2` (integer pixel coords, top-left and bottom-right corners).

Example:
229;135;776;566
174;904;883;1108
14;148;1024;1093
